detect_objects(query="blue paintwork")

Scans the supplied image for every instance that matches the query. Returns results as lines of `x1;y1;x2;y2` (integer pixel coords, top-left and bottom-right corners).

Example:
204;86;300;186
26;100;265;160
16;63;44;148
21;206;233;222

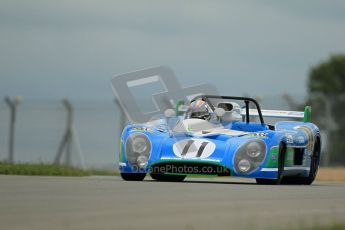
119;117;321;180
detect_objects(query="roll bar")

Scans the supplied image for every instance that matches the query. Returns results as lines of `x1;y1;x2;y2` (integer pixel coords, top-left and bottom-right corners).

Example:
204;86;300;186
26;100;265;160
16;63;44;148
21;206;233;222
190;95;265;125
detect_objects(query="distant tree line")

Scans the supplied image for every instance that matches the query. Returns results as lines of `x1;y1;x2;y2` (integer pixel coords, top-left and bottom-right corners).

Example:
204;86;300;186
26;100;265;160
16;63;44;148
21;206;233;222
307;54;345;166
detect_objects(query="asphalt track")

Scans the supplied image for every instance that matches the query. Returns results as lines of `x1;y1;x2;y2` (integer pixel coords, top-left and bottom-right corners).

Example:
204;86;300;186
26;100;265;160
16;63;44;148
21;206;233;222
1;176;345;230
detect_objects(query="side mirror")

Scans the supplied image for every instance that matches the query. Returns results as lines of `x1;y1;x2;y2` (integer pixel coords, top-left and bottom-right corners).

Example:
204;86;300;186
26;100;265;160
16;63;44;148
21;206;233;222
214;107;226;117
164;109;176;118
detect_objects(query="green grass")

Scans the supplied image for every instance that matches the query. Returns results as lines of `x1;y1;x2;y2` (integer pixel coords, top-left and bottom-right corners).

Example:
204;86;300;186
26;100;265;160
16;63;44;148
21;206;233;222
0;162;118;177
88;168;119;176
287;224;345;230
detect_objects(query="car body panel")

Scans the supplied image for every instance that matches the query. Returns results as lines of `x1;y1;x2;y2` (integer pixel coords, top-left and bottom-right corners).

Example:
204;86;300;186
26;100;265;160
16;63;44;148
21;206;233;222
118;96;321;181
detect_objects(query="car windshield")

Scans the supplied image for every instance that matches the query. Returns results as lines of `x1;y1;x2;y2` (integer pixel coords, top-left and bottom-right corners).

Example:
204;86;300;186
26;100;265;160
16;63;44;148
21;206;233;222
145;95;264;133
185;95;264;124
172;118;223;133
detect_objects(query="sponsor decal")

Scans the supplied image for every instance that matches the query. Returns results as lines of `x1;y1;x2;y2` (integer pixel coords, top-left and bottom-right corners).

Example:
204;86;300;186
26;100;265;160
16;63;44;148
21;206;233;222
286;134;294;144
285;132;307;145
297;135;305;144
295;125;314;151
131;127;153;132
248;132;269;138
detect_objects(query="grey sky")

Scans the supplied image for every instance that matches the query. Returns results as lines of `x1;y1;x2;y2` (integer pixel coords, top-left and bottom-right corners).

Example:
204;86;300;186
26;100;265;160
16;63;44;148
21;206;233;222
1;0;345;101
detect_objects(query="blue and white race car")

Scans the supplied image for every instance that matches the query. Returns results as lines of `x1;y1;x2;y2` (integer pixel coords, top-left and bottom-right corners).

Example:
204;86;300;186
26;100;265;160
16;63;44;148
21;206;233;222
118;95;321;185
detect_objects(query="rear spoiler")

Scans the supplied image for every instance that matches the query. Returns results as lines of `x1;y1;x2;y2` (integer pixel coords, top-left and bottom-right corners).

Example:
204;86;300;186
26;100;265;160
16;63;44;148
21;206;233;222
241;106;311;122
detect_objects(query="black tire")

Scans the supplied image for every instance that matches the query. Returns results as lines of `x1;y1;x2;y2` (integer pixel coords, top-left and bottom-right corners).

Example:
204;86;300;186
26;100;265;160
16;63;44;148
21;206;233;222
150;173;186;182
280;176;305;185
120;173;146;181
281;138;321;185
256;142;286;185
304;138;321;185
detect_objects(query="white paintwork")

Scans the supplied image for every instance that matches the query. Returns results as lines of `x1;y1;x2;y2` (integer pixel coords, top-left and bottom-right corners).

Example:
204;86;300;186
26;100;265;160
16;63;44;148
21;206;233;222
173;139;216;159
261;166;310;172
173;119;219;132
172;118;247;137
242;109;304;119
191;127;247;137
260;168;278;172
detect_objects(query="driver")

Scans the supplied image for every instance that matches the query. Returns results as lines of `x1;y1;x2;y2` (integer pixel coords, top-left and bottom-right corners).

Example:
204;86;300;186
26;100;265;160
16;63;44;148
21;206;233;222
189;99;212;120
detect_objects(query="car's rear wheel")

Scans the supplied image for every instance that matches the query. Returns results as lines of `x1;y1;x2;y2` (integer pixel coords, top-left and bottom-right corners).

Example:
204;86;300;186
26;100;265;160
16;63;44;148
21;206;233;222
120;173;146;181
281;137;321;185
150;173;186;182
256;142;286;185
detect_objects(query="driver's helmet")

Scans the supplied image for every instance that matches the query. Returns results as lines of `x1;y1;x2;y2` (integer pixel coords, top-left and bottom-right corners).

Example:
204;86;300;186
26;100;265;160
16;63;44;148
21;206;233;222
189;99;211;120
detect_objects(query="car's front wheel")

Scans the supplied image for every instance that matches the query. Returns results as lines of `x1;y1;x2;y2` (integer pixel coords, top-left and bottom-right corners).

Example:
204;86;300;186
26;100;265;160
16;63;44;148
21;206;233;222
256;142;286;185
150;173;186;182
303;138;321;185
120;173;146;181
281;137;321;185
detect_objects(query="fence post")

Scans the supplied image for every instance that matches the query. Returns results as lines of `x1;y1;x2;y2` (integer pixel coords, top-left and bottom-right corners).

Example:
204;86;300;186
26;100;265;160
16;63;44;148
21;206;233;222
54;99;74;166
4;96;21;163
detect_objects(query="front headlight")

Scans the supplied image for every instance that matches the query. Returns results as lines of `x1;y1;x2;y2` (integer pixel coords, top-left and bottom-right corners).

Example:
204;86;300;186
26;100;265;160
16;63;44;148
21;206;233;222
234;140;266;174
238;159;251;173
247;141;263;158
126;133;151;167
132;136;148;153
